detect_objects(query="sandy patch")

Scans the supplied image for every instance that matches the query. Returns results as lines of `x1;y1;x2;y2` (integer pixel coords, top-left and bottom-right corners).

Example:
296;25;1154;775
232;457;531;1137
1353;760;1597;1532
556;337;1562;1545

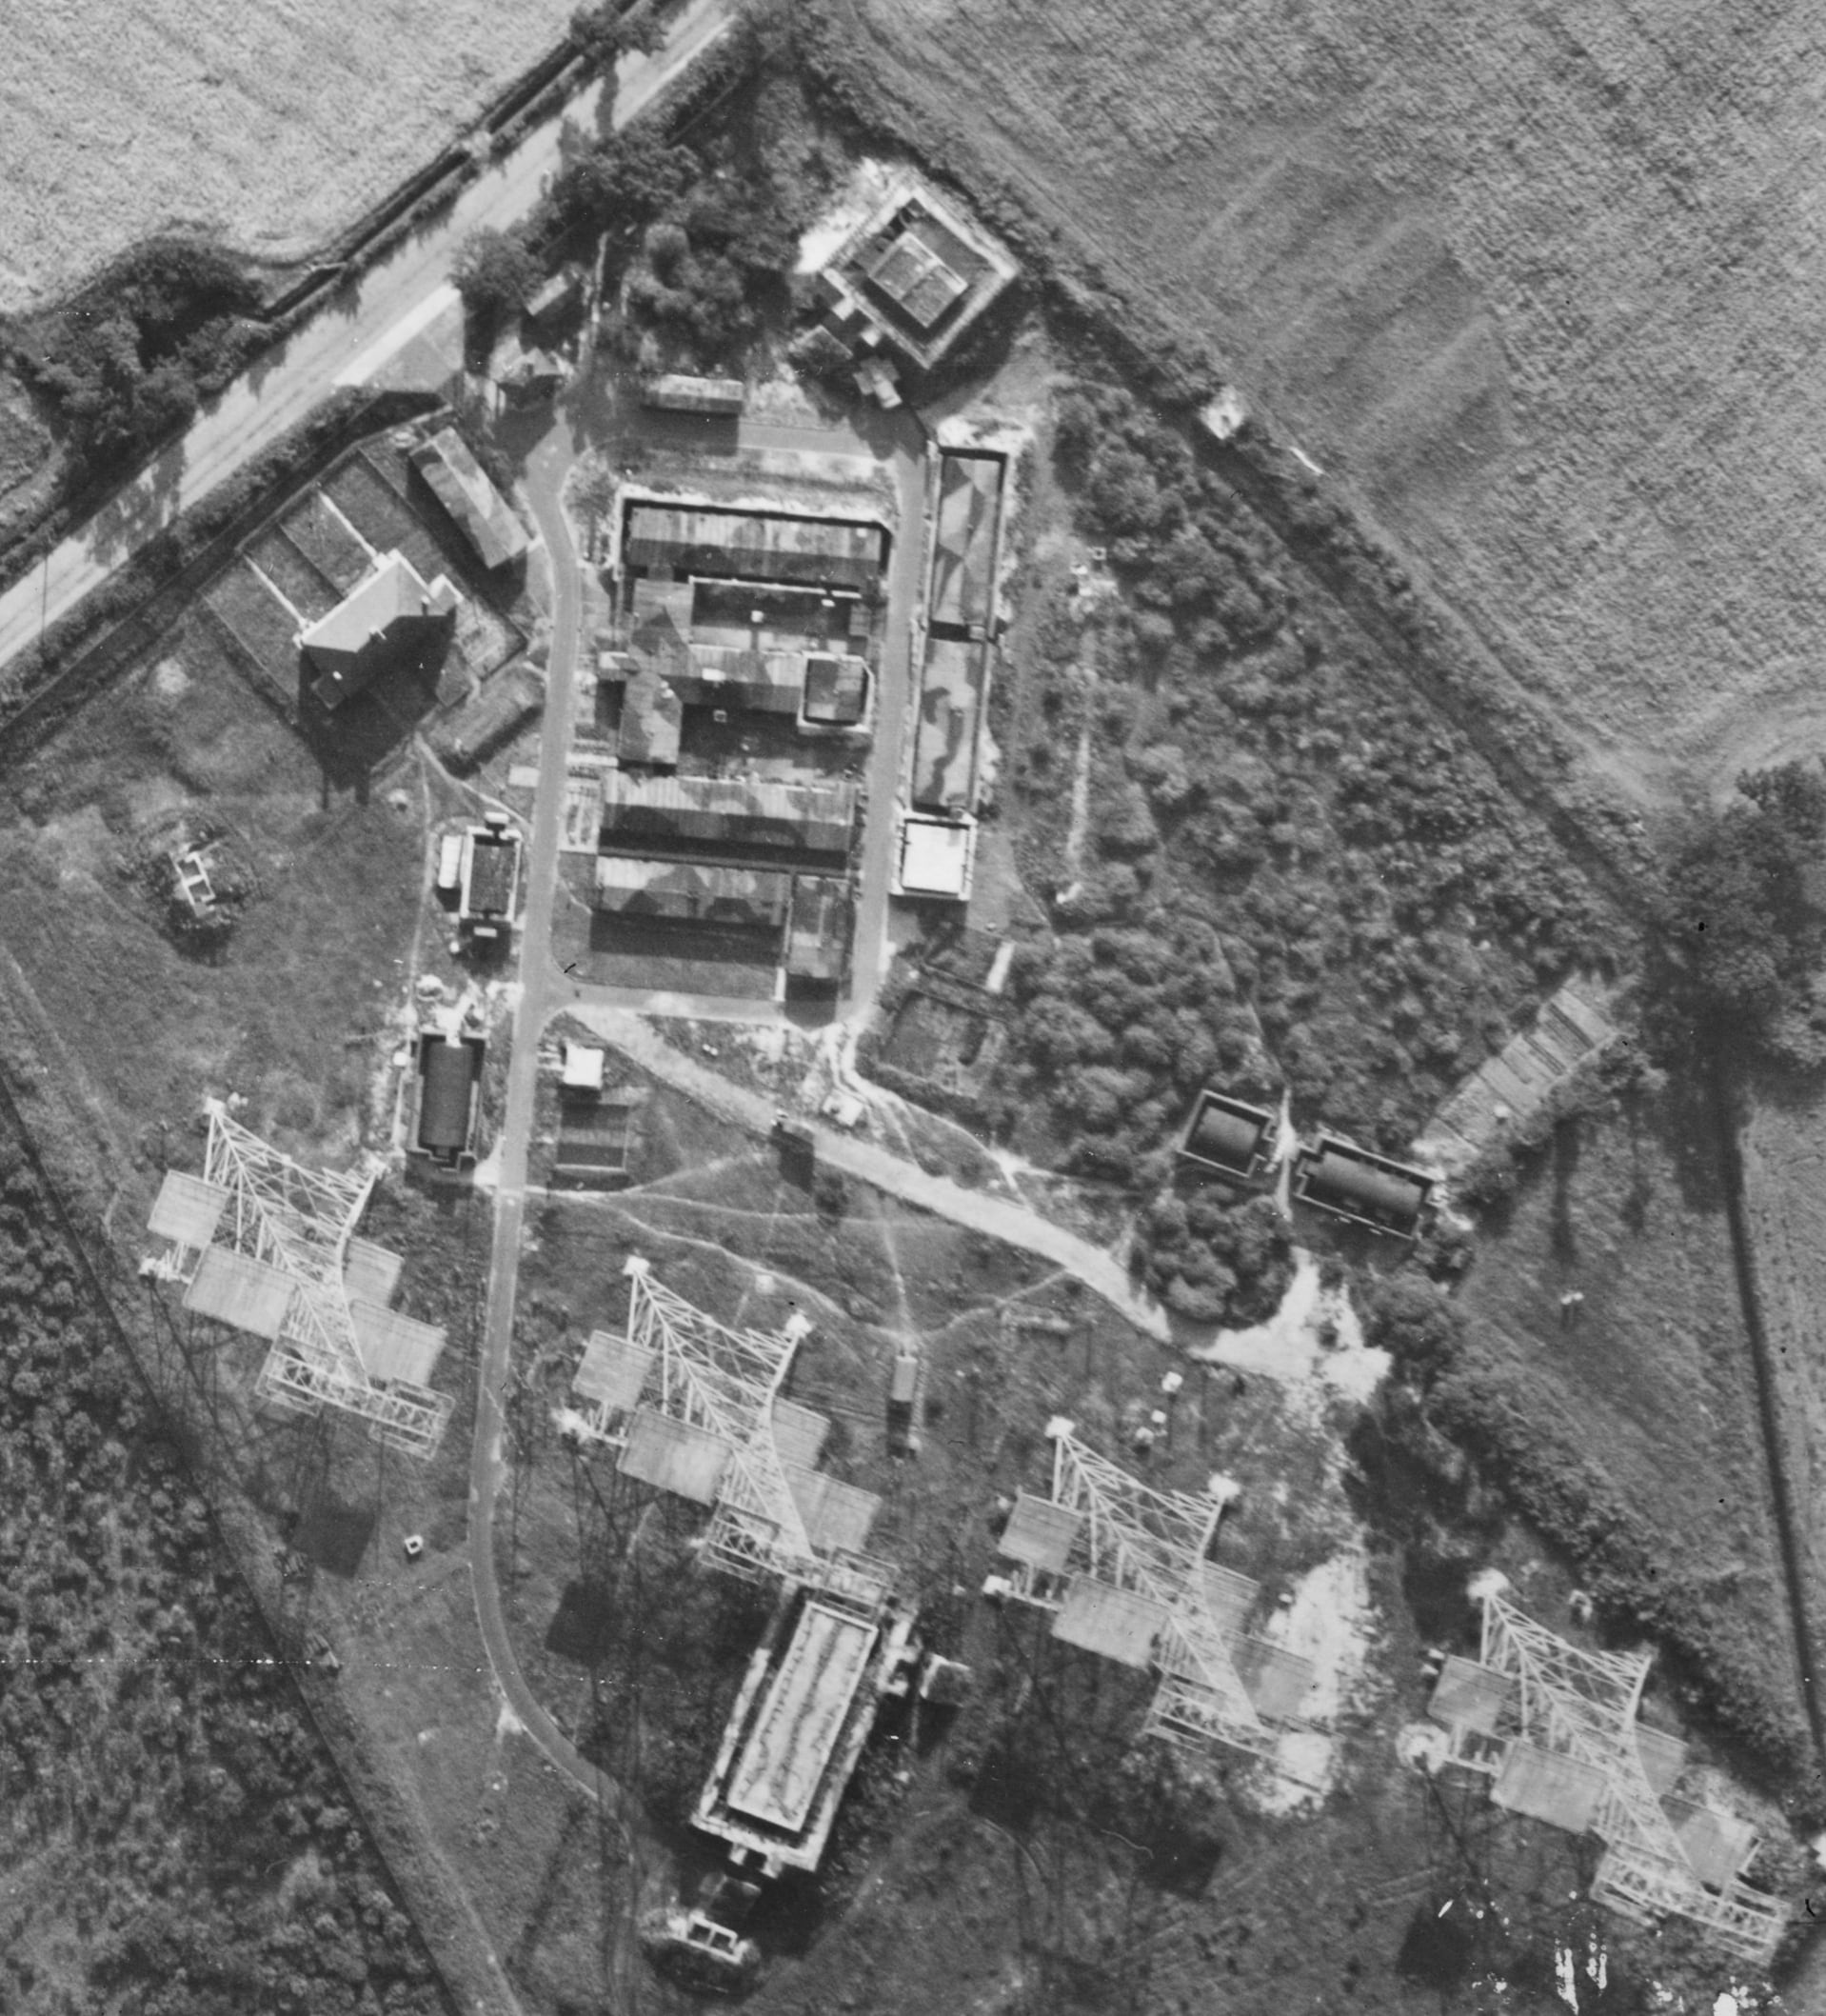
152;657;189;697
1254;1545;1380;1813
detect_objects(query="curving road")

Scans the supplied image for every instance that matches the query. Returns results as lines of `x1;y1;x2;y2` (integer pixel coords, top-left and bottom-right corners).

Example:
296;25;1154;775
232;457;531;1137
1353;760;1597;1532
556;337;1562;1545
0;0;732;677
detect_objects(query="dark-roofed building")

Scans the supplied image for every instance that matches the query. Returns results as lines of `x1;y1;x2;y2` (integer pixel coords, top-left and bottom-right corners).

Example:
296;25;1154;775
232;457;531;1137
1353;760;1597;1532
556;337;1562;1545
929;451;1002;631
911;637;985;814
602;774;857;857
408;428;527;570
411;1029;484;1169
459;824;521;940
802;652;868;729
429;669;543;774
594;857;791;931
299;549;461;709
643;373;745;414
625;504;885;591
618;663;684;768
786;875;852;986
1178;1090;1275;1183
1293;1135;1435;1239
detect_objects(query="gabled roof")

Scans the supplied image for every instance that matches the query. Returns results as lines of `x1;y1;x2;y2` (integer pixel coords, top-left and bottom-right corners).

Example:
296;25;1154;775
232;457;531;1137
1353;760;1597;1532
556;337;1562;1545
409;427;527;570
299;550;459;669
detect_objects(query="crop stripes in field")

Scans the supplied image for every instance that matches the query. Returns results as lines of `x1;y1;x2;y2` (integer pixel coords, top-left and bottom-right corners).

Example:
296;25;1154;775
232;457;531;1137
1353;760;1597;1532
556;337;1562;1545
1706;1058;1826;1761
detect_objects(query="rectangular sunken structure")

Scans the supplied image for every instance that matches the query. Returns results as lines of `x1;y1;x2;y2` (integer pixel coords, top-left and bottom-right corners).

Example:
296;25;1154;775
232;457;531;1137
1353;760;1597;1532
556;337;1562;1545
1178;1090;1275;1183
1293;1134;1435;1239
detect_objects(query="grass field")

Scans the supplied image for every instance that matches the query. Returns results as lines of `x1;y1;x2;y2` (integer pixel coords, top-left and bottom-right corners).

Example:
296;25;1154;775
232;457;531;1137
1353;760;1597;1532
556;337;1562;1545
1442;1088;1797;1749
856;0;1826;801
0;0;581;311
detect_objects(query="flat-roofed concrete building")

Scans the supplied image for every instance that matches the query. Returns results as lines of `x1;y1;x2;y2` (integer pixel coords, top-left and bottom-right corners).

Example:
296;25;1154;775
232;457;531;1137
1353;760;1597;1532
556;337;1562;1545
929;450;1003;632
299;549;460;710
815;171;1019;374
911;637;985;815
1293;1134;1435;1239
893;813;977;902
694;1586;917;1878
408;427;527;570
801;651;868;729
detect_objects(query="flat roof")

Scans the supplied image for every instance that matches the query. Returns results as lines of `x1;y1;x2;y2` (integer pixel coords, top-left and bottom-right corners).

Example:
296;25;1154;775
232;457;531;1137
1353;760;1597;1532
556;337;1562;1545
786;874;852;981
148;1169;229;1251
184;1246;294;1340
929;452;1001;629
620;1407;732;1505
897;815;975;898
803;652;867;726
574;1331;656;1412
1052;1577;1167;1670
618;664;684;766
726;1599;878;1833
911;637;984;813
866;225;970;329
562;1043;606;1092
1000;1493;1083;1577
1666;1801;1757;1889
1636;1724;1689;1798
348;1301;446;1388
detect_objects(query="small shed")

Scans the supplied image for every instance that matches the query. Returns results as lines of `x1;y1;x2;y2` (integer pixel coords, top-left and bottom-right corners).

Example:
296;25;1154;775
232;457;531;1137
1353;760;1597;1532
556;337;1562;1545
412;1029;485;1169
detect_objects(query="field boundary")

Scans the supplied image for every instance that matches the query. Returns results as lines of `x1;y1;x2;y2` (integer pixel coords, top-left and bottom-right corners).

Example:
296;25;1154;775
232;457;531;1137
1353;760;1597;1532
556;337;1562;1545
0;387;440;769
1710;1063;1826;1763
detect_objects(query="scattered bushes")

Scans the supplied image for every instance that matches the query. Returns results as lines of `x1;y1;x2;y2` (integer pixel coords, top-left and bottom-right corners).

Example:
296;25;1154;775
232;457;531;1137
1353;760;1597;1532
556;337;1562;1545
998;381;1604;1178
1136;1188;1293;1327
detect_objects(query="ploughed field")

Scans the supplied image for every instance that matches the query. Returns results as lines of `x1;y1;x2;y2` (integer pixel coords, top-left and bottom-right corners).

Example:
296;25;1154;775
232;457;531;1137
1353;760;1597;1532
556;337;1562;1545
0;0;578;311
857;0;1826;795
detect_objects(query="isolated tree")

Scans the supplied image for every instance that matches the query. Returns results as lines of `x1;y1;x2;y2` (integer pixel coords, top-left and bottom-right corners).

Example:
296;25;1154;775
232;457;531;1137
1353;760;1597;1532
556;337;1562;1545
451;226;541;319
570;0;665;69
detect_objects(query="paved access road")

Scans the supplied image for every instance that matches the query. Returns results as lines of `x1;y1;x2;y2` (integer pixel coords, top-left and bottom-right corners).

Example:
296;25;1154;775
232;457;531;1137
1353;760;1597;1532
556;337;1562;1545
0;0;731;678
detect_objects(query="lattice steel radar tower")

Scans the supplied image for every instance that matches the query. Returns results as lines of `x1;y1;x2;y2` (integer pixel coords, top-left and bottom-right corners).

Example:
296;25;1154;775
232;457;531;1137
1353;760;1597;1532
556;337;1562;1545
144;1102;453;1456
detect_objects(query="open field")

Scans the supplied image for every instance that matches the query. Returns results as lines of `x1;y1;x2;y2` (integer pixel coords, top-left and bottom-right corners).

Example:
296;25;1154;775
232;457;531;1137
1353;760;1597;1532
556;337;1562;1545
0;0;581;312
854;0;1826;799
1453;1083;1804;1747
